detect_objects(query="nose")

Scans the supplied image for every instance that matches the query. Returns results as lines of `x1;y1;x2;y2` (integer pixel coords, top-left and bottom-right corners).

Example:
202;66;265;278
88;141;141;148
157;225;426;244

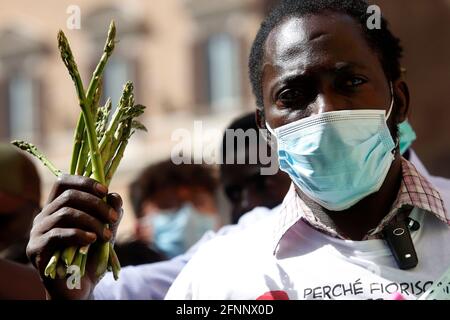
310;90;349;115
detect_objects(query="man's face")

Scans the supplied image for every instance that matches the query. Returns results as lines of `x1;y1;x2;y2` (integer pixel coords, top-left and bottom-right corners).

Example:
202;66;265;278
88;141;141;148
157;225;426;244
260;12;407;131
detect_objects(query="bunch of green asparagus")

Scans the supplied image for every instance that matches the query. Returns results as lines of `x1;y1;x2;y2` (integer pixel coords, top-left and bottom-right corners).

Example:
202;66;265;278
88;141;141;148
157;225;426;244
12;21;146;282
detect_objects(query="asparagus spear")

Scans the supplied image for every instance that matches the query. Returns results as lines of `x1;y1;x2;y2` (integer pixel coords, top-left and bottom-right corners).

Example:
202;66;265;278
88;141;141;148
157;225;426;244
76;78;104;175
58;30;88;176
11;141;62;177
44;250;61;279
62;246;77;266
108;242;120;280
84;83;135;177
11;20;145;285
69;21;116;176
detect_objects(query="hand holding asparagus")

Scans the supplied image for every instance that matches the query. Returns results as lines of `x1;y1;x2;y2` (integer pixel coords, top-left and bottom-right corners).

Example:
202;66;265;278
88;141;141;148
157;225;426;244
12;21;146;293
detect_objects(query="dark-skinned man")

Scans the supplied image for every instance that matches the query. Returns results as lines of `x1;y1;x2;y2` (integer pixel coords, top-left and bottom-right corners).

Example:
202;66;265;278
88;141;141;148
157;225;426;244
26;0;449;300
165;0;450;299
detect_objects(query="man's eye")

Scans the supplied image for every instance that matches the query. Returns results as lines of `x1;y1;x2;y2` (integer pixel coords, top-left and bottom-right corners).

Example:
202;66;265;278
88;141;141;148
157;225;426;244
344;77;367;88
276;89;306;108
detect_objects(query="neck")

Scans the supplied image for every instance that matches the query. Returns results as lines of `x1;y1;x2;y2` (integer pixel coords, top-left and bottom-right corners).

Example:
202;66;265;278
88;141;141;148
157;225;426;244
296;156;403;241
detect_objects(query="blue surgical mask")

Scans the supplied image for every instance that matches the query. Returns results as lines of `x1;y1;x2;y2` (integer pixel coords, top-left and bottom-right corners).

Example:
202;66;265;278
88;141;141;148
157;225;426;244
146;203;216;258
267;86;397;211
398;120;417;155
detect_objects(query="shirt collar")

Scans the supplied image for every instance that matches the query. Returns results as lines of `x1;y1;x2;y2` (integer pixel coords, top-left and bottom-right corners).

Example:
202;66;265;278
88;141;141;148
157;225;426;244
272;158;449;255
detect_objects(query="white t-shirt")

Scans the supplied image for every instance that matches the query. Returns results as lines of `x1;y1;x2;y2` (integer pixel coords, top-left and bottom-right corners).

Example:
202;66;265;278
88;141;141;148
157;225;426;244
165;206;450;300
93;206;275;300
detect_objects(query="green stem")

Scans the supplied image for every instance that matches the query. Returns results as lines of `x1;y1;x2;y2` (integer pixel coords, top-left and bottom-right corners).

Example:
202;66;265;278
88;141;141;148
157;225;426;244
62;246;77;267
106;139;128;186
44;250;61;279
76;139;89;175
58;31;105;184
70;117;85;175
11;141;62;177
80;246;90;277
65;21;115;177
85;21;115;105
58;30;88;177
108;243;120;280
72;249;83;270
95;242;110;278
56;259;67;279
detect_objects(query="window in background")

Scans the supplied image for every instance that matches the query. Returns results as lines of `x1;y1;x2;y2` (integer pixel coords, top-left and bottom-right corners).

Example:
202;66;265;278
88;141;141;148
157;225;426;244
0;28;47;142
84;5;147;114
206;33;241;112
8;73;39;142
103;55;135;114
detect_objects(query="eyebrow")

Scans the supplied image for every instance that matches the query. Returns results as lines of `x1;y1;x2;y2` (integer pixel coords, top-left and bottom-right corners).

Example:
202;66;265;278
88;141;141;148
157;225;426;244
275;61;368;84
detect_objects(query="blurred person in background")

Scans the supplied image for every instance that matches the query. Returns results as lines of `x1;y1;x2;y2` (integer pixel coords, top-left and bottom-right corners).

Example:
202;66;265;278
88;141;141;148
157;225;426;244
400;120;450;208
0;143;41;264
221;112;291;224
0;143;45;299
124;160;219;260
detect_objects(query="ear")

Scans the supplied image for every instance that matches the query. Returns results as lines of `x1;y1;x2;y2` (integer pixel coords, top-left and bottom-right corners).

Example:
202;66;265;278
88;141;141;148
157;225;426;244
255;109;266;129
393;80;410;124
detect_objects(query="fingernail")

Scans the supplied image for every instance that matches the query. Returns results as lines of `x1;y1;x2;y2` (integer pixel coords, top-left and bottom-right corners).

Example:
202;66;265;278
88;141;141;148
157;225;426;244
103;228;112;240
86;232;97;241
109;208;119;223
95;183;108;195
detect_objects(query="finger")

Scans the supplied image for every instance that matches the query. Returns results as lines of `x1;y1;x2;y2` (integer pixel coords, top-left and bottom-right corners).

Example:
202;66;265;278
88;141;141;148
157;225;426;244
42;189;119;225
27;228;97;273
46;174;108;205
107;193;123;244
107;192;123;211
43;207;112;242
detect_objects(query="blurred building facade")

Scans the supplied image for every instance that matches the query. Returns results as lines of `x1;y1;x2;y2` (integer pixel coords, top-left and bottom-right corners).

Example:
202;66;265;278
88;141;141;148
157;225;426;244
0;0;449;238
0;0;275;238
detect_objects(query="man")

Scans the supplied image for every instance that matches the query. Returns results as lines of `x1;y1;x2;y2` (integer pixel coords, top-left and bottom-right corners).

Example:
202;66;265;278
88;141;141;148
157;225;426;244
26;0;450;300
165;0;450;299
0;143;41;263
0;143;45;299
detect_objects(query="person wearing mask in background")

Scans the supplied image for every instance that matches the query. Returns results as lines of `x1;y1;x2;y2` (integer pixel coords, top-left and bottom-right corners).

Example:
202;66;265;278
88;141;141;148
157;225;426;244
400;121;450;209
130;160;219;259
0;143;45;299
114;160;219;266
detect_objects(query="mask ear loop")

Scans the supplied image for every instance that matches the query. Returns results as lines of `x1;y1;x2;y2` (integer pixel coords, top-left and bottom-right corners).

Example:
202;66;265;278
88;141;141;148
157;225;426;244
385;82;395;121
262;122;278;150
386;82;400;155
